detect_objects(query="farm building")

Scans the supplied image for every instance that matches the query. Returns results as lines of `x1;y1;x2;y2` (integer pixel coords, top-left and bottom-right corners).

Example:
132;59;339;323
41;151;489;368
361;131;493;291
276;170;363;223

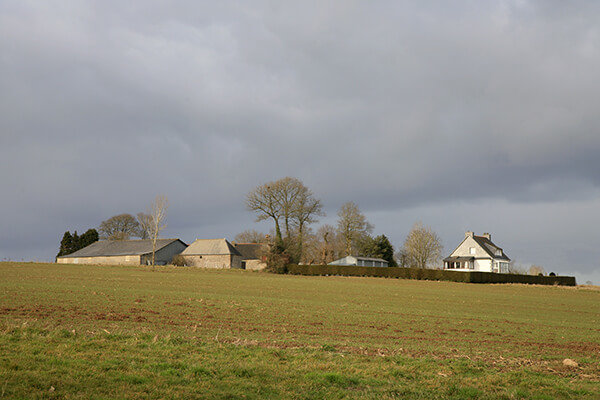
56;239;187;266
328;256;389;268
233;243;268;270
443;231;510;273
181;238;243;269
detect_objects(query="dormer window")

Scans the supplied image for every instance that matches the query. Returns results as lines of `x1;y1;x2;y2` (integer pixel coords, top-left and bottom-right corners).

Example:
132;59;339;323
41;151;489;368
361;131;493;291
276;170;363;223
495;249;502;256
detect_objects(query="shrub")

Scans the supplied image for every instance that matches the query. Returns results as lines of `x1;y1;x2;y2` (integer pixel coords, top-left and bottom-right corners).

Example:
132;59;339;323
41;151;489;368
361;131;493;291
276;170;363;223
171;254;187;267
286;265;576;286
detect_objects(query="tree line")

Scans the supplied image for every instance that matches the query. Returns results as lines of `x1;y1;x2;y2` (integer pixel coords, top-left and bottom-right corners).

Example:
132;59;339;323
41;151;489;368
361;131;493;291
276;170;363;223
241;177;443;271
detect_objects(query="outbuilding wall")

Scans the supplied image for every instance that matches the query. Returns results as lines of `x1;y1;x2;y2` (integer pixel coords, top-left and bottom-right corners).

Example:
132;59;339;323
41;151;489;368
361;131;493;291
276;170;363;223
140;241;188;265
183;254;243;269
243;259;267;271
56;255;142;266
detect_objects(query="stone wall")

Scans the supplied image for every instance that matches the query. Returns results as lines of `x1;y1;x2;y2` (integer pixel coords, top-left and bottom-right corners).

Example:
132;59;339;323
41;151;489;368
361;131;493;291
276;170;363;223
243;259;267;271
56;255;142;266
183;254;242;269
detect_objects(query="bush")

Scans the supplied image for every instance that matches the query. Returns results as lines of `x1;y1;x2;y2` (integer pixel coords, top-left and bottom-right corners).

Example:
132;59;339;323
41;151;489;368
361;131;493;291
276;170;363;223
171;254;187;267
285;265;576;286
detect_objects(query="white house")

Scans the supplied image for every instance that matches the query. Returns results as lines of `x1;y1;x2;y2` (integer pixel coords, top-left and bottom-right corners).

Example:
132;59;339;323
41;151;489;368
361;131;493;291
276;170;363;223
328;256;389;268
443;231;510;273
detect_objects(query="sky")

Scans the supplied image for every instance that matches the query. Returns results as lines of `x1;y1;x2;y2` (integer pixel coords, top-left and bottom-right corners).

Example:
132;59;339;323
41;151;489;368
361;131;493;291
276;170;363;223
1;1;599;284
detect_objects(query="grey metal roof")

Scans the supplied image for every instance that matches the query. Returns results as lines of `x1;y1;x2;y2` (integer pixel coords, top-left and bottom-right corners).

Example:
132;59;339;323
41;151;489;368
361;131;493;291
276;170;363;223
329;256;389;265
354;256;388;263
57;239;184;258
181;238;241;256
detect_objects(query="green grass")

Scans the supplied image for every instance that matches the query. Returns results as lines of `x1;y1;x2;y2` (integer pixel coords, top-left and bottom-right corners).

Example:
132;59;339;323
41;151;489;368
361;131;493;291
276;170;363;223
0;262;598;399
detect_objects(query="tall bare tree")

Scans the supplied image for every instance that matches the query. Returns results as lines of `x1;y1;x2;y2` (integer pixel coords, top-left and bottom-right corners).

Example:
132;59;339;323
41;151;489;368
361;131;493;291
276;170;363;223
234;229;268;243
143;195;168;266
290;182;323;259
315;224;341;264
529;265;545;276
403;222;442;268
246;180;284;244
136;212;151;239
98;214;140;240
336;202;373;255
246;177;323;261
275;177;306;239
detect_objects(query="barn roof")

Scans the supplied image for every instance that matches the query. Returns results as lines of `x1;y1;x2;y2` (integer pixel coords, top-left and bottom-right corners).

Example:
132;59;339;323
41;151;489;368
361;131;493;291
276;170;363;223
233;243;267;260
57;239;185;258
181;238;241;256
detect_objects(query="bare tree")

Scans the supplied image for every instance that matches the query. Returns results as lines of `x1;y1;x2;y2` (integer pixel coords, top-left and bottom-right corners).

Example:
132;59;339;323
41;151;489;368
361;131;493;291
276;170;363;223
336;202;373;255
234;229;268;243
395;248;410;268
290;183;324;259
246;177;323;262
315;224;341;264
403;222;442;269
98;214;140;240
246;180;284;244
507;259;527;275
143;195;168;266
275;177;306;239
529;265;545;276
136;212;152;239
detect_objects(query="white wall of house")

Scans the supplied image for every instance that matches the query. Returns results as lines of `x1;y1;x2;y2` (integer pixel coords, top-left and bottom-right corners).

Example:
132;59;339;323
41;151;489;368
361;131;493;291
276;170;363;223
475;259;492;272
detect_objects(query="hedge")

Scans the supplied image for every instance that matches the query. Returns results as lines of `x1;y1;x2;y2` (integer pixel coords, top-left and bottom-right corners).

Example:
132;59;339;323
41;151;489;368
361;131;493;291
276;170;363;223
286;264;576;286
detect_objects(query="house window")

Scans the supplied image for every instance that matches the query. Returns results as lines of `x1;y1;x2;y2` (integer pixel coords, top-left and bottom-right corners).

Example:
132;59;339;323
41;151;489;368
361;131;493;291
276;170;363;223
469;247;476;255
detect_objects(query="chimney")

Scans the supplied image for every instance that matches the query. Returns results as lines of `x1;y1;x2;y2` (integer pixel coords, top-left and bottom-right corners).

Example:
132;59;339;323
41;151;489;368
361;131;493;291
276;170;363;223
465;231;474;238
482;233;491;240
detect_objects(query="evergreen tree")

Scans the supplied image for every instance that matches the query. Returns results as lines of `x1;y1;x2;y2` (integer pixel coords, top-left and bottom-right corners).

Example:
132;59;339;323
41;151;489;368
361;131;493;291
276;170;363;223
57;231;73;257
71;231;80;254
373;235;397;267
358;234;397;267
79;229;99;248
56;229;99;259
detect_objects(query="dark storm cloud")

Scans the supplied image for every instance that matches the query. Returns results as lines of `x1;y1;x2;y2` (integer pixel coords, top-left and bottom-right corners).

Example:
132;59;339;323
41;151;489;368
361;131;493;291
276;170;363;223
1;1;599;282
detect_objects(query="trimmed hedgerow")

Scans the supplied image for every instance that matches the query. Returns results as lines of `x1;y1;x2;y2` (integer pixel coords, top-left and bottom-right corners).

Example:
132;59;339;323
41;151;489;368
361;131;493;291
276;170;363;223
286;265;576;286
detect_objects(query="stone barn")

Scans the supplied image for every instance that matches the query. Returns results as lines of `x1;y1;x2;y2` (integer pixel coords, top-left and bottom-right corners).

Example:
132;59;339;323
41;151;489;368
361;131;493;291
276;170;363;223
181;238;243;269
233;243;268;270
56;239;188;266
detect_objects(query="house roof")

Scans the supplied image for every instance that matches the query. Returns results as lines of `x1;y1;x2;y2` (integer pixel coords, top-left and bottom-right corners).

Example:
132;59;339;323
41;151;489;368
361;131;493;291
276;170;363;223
233;243;267;260
471;235;510;261
57;239;185;258
181;238;241;256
